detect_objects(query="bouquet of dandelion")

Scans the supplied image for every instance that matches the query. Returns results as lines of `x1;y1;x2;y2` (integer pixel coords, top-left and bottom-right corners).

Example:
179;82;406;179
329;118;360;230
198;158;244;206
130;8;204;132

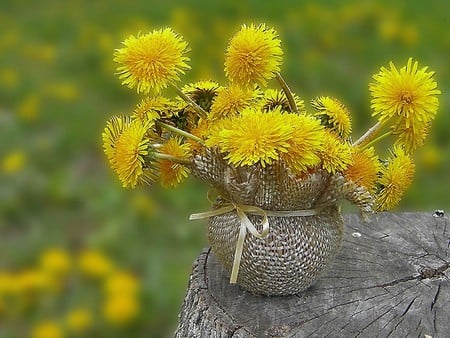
102;24;440;295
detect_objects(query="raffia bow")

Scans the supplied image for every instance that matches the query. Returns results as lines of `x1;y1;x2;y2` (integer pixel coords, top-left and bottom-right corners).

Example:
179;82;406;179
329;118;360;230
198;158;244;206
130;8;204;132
190;203;318;283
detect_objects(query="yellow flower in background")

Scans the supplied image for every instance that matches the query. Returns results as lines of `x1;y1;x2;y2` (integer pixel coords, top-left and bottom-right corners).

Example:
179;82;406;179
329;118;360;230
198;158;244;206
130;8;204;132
78;250;114;279
1;150;26;174
65;308;92;334
181;80;222;112
319;132;352;174
31;321;63;338
375;146;415;211
39;248;71;277
225;23;283;86
17;93;40;121
344;147;381;193
370;58;440;127
114;28;190;93
0;272;14;296
102;294;139;326
104;271;140;296
419;144;441;171
209;85;260;121
281;114;325;175
16;269;50;294
158;137;191;188
311;96;352;139
206;107;292;167
132;96;176;122
110;119;155;188
258;88;305;113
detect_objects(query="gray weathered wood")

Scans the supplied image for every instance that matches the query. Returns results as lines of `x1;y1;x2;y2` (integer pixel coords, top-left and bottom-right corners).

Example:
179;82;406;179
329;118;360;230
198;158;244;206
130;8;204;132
175;212;450;337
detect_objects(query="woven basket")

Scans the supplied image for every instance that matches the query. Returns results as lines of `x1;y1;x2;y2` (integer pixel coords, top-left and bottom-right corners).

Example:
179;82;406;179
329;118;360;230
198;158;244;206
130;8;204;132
191;149;371;295
208;204;343;295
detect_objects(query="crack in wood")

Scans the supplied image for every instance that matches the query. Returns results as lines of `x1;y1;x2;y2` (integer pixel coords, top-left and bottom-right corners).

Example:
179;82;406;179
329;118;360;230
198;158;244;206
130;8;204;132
401;297;416;316
430;283;441;311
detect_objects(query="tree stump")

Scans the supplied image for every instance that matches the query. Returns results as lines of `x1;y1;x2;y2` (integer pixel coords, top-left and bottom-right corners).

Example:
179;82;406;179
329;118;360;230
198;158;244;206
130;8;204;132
175;212;450;337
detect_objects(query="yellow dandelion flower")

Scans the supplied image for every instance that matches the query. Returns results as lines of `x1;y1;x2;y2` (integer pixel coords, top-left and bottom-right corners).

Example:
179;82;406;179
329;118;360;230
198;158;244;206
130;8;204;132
180;80;222;112
0;272;14;296
281;114;325;174
319;131;352;174
344;147;381;193
369;58;440;126
311;96;352;139
103;294;139;326
16;269;50;293
158;137;191;188
375;146;415;211
132;96;176;122
225;23;283;86
78;250;114;279
111;119;156;188
104;271;140;296
39;248;71;277
258;88;305;113
65;308;92;334
206;107;292;167
1;150;26;174
391;117;430;153
102;115;132;163
209;85;260;121
31;321;63;338
114;28;190;93
188;118;210;153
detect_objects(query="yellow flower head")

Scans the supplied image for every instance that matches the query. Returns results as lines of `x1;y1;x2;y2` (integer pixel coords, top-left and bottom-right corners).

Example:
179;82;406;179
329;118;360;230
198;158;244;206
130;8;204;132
104;271;140;296
39;248;71;276
375;146;415;211
206;107;292;167
311;96;352;139
65;308;92;334
369;58;440;126
258;88;305;113
391;117;430;153
319;131;352;174
31;321;63;338
280;114;325;174
110;119;156;188
132;96;176;122
181;80;222;112
102;115;131;163
209;85;260;121
103;294;139;326
344;146;381;193
114;28;190;93
78;250;114;279
225;23;283;86
158;137;191;188
188;118;211;153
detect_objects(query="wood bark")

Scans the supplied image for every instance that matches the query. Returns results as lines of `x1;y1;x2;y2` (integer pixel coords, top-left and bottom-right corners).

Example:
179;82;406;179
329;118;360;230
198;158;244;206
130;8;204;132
175;212;450;338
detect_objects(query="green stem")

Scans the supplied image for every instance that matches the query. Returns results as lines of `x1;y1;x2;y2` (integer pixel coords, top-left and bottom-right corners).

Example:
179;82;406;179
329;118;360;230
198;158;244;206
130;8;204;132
361;131;392;150
156;121;204;144
174;86;207;119
275;72;298;114
153;152;192;165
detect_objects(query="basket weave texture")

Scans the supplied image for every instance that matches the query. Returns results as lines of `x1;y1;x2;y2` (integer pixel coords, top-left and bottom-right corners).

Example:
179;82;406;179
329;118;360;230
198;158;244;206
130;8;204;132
192;149;371;295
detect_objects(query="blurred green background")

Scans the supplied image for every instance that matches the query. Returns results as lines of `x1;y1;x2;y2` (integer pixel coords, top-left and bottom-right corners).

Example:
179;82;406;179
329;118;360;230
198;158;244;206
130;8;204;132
1;0;449;337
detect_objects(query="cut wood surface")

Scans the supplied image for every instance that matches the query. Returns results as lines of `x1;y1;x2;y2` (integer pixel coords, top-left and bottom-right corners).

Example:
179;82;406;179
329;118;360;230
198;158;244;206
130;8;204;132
175;212;450;338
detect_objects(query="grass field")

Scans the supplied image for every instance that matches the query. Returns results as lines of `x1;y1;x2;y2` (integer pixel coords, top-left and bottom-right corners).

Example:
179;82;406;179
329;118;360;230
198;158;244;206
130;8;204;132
1;0;449;337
